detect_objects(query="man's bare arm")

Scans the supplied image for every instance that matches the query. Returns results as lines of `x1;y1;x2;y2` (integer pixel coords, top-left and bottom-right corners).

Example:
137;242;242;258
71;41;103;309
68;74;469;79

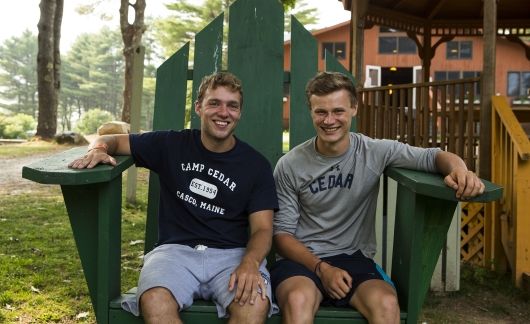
68;134;131;169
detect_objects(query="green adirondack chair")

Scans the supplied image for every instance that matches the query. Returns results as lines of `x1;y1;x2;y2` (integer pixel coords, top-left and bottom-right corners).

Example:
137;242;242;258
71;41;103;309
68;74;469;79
22;0;502;323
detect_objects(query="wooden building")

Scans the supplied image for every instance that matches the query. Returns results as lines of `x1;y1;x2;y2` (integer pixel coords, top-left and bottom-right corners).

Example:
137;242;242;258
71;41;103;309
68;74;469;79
283;20;530;118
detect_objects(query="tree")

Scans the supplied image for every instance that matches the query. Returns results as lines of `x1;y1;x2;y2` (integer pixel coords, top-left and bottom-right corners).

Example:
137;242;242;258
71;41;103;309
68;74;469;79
37;0;63;139
155;0;318;57
60;29;124;129
0;31;38;117
119;0;146;124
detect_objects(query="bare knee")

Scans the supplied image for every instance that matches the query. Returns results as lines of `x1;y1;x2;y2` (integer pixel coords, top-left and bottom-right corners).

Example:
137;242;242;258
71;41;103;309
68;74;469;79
351;281;400;324
377;293;400;322
282;289;318;313
228;297;269;324
140;287;181;324
276;279;321;324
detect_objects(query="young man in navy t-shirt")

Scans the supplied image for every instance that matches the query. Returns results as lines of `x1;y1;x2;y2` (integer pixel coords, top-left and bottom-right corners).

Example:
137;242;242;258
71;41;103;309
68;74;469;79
69;72;278;324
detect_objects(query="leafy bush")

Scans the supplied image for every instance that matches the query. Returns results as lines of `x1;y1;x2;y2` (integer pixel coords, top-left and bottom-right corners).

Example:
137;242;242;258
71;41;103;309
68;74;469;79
75;108;114;135
0;113;36;139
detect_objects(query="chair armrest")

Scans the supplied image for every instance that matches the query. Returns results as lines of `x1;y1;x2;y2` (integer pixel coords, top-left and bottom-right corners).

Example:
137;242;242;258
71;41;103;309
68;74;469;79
385;166;502;324
22;146;134;185
22;146;134;322
385;167;503;202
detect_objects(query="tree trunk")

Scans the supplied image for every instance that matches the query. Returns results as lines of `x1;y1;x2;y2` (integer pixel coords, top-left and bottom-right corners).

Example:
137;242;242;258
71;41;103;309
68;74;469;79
120;0;146;123
36;0;63;139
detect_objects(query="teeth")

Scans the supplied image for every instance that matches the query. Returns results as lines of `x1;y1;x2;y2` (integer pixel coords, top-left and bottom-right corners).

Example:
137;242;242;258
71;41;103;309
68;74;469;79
215;121;228;127
323;127;339;133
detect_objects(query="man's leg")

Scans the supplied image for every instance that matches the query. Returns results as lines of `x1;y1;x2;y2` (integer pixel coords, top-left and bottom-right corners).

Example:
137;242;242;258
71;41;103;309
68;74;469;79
349;279;400;324
227;294;270;324
275;276;323;324
140;287;183;324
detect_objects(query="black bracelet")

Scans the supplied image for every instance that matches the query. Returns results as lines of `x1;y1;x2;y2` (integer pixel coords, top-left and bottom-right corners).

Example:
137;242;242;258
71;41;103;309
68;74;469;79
314;260;326;275
314;260;322;273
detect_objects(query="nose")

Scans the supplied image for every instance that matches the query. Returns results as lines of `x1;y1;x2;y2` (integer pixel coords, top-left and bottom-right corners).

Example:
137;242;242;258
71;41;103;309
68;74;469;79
217;104;229;117
323;113;335;125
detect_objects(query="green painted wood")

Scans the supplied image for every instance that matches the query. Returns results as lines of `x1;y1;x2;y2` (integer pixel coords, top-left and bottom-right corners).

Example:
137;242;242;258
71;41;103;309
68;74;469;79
390;186;457;324
62;177;123;324
153;42;189;131
144;43;190;254
153;43;190;130
109;294;389;323
289;16;318;148
387;166;502;324
324;50;357;132
385;167;503;202
227;0;284;165
191;13;224;130
21;147;133;185
143;172;160;254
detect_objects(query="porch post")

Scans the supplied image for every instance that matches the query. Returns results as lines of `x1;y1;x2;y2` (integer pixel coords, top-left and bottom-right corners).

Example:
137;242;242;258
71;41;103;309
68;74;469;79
480;0;496;180
421;26;432;83
349;0;367;83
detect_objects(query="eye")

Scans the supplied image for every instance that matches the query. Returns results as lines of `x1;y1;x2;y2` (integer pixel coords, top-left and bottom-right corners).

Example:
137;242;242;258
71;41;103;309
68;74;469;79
228;102;240;110
208;100;220;107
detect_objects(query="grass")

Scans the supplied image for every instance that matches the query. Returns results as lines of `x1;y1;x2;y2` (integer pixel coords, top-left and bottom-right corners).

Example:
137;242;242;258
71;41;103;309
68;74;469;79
0;143;148;323
0;141;67;159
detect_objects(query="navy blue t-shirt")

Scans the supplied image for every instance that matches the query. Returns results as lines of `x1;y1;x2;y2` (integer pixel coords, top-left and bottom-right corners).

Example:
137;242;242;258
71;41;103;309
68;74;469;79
130;129;278;249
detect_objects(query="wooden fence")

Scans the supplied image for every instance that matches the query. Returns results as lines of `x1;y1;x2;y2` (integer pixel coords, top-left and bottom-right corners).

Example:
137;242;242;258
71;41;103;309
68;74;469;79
491;96;530;288
358;77;481;172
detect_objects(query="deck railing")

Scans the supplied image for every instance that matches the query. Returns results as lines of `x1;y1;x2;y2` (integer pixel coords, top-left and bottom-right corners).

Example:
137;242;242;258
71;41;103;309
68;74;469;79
358;77;481;172
491;96;530;288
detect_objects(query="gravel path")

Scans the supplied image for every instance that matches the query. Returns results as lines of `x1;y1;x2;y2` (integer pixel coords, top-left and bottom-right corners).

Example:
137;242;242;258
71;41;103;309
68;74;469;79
0;152;61;195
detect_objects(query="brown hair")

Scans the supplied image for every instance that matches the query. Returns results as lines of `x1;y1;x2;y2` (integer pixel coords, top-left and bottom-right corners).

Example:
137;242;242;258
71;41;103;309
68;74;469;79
196;72;243;107
305;71;357;107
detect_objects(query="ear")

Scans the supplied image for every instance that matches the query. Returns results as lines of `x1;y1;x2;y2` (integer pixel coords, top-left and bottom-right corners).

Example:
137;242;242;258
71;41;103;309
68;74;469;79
194;101;201;117
351;103;358;118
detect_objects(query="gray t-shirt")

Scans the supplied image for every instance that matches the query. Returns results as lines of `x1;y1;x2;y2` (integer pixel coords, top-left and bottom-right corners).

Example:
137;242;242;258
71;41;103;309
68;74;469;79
273;132;440;258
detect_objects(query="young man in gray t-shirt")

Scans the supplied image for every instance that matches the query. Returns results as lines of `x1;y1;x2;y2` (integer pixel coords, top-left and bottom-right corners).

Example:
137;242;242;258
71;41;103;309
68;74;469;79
271;72;485;324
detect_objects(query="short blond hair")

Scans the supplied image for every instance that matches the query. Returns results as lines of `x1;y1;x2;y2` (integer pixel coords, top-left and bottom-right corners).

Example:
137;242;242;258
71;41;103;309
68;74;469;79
196;72;243;107
305;72;357;107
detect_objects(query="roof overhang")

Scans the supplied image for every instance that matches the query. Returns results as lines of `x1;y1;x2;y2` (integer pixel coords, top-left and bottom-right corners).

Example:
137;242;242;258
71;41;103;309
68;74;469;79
341;0;530;36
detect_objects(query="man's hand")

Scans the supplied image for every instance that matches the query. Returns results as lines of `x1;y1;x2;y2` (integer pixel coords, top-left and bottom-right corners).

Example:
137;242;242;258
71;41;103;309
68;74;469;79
317;262;352;299
228;257;266;306
68;149;116;169
444;167;485;200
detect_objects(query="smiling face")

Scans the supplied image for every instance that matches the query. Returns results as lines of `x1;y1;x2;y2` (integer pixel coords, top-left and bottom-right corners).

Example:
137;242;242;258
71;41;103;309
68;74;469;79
195;85;242;152
309;89;357;156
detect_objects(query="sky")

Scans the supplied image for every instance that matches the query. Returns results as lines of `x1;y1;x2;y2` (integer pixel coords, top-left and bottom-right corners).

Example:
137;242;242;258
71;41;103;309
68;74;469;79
0;0;350;52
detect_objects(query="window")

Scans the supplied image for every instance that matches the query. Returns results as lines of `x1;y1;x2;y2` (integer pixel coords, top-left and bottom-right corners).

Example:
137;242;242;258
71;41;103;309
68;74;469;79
507;71;530;97
378;36;416;54
321;42;346;60
446;41;473;59
434;71;481;98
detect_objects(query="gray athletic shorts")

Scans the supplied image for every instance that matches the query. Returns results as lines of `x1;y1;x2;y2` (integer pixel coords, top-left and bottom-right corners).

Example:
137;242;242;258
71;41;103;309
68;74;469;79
121;243;278;318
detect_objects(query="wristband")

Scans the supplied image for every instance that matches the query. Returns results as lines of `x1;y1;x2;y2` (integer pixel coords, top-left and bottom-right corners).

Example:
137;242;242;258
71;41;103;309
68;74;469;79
88;142;108;153
314;260;324;274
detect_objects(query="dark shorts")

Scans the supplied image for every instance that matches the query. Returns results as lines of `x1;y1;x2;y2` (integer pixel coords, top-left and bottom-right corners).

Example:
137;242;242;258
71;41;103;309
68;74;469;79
270;251;394;307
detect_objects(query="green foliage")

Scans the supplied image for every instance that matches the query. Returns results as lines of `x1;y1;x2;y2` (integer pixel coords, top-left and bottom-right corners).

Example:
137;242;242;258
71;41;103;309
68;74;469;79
0;113;36;139
0;30;38;117
61;28;124;119
74;108;114;135
285;0;319;32
154;0;318;57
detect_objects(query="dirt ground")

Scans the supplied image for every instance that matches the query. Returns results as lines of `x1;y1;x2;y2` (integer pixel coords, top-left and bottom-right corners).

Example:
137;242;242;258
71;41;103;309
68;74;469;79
0;151;63;195
2;143;530;323
421;278;530;323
